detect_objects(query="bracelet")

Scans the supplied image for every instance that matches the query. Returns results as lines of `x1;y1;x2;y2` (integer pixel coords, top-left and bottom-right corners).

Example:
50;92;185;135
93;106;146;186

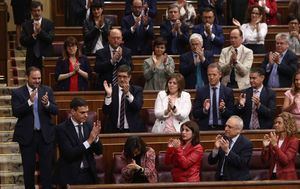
171;105;176;111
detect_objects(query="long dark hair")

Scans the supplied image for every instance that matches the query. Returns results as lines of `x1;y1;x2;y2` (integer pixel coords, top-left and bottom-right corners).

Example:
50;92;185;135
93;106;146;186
179;121;200;146
123;136;147;159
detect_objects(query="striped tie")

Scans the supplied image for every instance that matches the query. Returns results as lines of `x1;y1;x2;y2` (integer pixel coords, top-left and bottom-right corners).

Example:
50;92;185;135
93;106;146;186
250;89;260;129
119;91;126;130
112;50;118;86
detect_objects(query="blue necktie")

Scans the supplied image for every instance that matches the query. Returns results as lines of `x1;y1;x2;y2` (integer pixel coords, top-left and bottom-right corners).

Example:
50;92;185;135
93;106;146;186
33;92;41;130
195;54;204;89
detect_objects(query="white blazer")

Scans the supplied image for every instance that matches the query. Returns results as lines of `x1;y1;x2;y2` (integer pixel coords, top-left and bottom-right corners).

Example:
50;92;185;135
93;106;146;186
152;91;192;133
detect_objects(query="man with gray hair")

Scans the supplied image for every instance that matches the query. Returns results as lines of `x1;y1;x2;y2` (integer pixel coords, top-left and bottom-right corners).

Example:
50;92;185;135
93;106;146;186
208;115;253;181
179;33;213;89
261;32;298;88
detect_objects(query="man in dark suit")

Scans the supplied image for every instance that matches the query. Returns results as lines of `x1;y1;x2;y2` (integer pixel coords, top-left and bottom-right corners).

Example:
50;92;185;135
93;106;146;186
198;0;224;25
235;67;276;130
192;63;234;130
179;33;213;89
192;7;224;55
103;65;145;133
208;115;253;180
95;28;133;90
55;97;103;186
121;0;153;55
227;0;248;25
20;1;54;70
261;33;298;88
125;0;157;19
160;4;189;55
11;66;58;189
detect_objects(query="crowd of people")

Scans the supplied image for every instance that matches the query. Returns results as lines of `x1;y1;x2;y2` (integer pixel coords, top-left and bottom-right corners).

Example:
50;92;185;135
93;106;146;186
9;0;300;188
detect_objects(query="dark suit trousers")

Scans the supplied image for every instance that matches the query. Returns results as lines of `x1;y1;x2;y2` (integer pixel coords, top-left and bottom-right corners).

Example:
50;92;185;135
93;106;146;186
26;56;43;71
19;130;54;189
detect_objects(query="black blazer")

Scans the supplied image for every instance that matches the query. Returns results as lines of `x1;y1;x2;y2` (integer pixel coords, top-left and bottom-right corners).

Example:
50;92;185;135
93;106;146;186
235;86;276;129
192;84;234;130
208;135;253;181
198;0;224;24
102;85;145;133
54;118;103;185
124;0;157;19
11;85;58;145
261;50;298;88
94;45;133;90
121;14;153;55
179;51;213;89
54;56;91;91
83;18;111;55
160;20;189;55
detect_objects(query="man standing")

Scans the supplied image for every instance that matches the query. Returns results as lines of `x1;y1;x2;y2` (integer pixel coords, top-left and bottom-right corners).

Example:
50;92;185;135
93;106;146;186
208;115;253;180
192;63;234;130
219;28;253;90
287;15;300;54
11;66;58;189
95;28;132;90
121;0;154;55
261;33;298;88
103;65;145;133
235;67;276;130
20;1;54;70
125;0;157;19
192;7;224;55
55;97;103;186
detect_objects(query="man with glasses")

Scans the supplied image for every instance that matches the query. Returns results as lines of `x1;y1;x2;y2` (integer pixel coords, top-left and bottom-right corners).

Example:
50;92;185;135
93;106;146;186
287;15;300;54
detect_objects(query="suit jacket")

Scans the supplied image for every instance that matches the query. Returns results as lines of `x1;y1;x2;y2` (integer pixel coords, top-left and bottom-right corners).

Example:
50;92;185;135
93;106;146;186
69;0;87;26
261;136;299;180
121;15;153;55
198;0;225;24
11;85;58;145
208;135;253;181
83;18;111;55
20;18;54;67
219;45;253;89
54;118;103;185
152;91;191;133
192;23;224;55
192;84;234;130
160;20;189;55
124;0;157;19
102;85;145;133
179;51;213;89
261;49;298;88
54;56;91;91
235;86;276;129
94;45;133;90
228;0;249;24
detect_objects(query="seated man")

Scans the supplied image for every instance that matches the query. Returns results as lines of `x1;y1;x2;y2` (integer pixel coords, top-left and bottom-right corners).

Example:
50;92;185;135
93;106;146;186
287;15;300;54
95;28;132;90
179;33;213;89
55;97;103;186
208;115;253;181
103;65;145;133
235;67;276;130
219;28;253;90
121;0;153;55
192;63;234;130
261;33;298;88
160;3;189;55
192;7;224;55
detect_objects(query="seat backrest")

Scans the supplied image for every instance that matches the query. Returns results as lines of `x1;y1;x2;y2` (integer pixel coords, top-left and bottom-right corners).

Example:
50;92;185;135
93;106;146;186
94;154;105;183
156;151;173;182
112;152;126;184
104;14;118;26
201;151;217;181
249;150;269;180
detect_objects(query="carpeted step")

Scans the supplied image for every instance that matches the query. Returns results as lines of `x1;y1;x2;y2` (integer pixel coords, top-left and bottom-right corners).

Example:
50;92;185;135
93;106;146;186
0;117;17;132
0;96;11;106
0;106;12;117
0;154;22;172
0;131;14;142
0;171;24;185
0;142;19;154
0;184;25;189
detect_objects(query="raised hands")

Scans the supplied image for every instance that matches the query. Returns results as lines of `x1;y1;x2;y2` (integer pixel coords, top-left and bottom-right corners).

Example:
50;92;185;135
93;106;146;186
103;80;112;97
214;134;231;153
168;138;181;148
112;47;123;63
219;99;226;112
204;22;212;36
232;18;241;27
268;51;280;65
262;134;270;148
41;92;49;106
230;49;238;64
263;132;278;147
203;99;211;112
238;93;246;107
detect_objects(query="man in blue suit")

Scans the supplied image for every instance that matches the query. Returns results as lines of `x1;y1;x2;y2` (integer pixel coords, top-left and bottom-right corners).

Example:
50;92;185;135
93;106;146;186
192;63;234;130
11;66;58;189
192;7;224;55
121;0;153;55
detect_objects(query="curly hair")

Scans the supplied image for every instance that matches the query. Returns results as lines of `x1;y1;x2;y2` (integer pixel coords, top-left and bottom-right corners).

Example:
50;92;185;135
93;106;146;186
277;112;297;136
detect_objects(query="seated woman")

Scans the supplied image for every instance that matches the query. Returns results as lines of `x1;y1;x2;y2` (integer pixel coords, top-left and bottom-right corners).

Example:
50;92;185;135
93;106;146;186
152;73;191;133
165;120;204;182
143;37;175;90
261;112;299;180
55;36;91;91
249;0;278;25
283;70;300;130
83;1;111;55
120;136;157;183
233;5;268;54
166;0;196;26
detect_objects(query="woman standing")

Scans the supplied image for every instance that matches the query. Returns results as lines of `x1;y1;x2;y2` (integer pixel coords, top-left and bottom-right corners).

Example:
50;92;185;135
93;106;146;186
261;112;299;180
249;0;279;25
165;121;204;182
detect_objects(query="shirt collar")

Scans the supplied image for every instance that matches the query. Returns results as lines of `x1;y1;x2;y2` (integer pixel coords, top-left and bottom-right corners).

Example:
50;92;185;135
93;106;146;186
209;82;221;89
253;85;263;93
71;117;81;127
231;134;240;144
26;83;36;93
33;17;42;24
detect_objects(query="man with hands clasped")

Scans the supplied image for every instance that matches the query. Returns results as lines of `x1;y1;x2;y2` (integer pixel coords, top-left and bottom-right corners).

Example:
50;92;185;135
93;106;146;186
208;115;253;181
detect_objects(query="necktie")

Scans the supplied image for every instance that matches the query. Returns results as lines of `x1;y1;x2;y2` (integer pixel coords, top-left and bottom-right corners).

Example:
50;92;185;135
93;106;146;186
229;49;237;86
119;91;126;130
195;54;204;89
212;87;218;126
33;91;41;130
112;50;118;86
250;89;260;129
77;125;89;168
171;23;178;54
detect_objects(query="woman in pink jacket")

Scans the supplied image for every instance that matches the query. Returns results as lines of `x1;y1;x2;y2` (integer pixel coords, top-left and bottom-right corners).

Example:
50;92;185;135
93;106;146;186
165;120;204;182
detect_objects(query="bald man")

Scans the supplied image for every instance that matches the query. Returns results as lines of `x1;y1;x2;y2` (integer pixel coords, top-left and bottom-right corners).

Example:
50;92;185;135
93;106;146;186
95;28;133;90
218;29;253;90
